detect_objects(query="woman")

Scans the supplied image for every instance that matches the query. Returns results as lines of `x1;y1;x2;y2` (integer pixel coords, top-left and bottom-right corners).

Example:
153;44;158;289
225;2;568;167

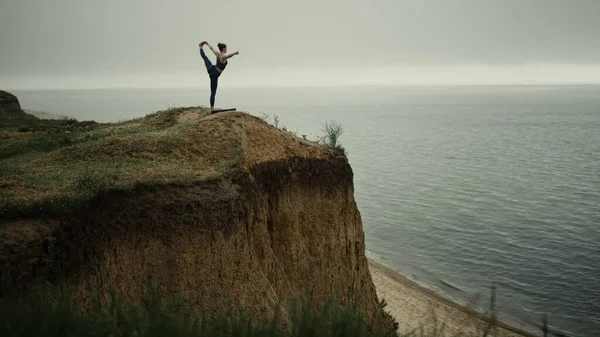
198;41;239;112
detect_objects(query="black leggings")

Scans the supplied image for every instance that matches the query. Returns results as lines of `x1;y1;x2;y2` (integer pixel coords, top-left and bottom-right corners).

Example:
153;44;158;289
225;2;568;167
200;49;220;107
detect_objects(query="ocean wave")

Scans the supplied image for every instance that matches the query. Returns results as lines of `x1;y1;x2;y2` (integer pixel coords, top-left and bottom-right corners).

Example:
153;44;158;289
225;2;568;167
365;249;384;262
439;279;464;291
506;239;550;252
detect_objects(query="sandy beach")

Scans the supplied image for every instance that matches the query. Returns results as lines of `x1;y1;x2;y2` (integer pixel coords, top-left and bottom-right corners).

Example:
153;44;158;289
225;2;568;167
24;109;69;120
369;260;540;337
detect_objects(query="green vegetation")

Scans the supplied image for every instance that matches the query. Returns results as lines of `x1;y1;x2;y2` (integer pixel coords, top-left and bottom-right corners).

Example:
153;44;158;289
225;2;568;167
0;283;398;337
0;106;241;218
0;285;555;337
1;107;349;219
319;120;347;155
0;117;79;133
1;129;79;159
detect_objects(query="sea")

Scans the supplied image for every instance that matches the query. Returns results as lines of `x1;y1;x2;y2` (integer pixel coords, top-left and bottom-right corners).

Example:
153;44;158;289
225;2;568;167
11;85;600;337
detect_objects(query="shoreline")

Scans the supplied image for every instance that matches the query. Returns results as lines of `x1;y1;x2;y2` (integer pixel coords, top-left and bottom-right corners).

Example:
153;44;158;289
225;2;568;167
23;109;70;120
368;259;541;337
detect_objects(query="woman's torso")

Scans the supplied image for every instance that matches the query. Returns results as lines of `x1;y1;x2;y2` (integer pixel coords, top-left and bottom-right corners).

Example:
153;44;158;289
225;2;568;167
216;53;227;72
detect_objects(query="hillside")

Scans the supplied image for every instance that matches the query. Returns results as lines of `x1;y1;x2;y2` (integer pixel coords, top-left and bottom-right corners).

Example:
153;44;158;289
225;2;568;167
0;90;36;120
0;107;394;332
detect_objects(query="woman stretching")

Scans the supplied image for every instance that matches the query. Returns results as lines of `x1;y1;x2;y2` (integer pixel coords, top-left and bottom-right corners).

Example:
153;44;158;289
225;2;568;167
199;41;239;112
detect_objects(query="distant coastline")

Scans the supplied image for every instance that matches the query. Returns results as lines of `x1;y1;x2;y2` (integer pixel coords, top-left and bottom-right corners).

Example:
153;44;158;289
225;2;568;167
24;109;70;120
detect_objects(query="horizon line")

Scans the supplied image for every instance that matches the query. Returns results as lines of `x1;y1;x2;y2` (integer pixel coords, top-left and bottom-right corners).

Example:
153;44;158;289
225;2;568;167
6;82;600;91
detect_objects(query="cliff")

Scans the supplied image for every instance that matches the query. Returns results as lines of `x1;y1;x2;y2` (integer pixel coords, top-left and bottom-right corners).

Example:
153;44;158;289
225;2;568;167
0;90;36;120
0;107;390;330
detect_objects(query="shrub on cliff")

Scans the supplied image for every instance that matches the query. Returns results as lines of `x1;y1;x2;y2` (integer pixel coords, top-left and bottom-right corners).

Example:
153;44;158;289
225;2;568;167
320;120;347;155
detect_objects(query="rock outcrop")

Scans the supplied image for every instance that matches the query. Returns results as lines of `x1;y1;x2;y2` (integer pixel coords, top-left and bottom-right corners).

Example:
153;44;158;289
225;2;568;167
0;109;388;329
0;90;35;120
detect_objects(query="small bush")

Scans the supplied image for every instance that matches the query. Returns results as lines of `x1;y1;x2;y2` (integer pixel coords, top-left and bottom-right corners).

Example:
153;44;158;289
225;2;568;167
318;121;347;155
320;121;343;148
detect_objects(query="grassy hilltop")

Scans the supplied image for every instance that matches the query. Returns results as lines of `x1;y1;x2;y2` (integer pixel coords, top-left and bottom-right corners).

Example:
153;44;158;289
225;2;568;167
1;108;244;219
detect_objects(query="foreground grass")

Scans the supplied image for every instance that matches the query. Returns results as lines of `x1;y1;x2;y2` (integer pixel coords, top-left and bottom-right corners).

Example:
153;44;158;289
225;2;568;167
0;288;398;337
0;289;557;337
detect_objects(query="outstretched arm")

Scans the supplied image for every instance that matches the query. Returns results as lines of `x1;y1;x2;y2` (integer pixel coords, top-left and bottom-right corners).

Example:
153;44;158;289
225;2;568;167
206;43;220;57
223;51;240;60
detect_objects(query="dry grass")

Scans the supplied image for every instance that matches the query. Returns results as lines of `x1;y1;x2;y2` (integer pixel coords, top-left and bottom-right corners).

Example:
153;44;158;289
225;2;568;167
0;279;400;337
0;107;247;218
0;106;336;218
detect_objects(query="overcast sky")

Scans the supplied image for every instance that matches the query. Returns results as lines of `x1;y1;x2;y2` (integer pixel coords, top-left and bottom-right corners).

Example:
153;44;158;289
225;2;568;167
1;0;599;88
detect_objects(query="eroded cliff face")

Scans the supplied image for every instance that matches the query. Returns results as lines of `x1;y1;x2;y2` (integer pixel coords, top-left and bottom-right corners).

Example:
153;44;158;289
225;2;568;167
0;110;384;328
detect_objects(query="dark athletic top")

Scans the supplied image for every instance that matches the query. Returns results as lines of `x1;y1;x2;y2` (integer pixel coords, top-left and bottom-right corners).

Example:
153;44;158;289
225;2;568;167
216;54;227;71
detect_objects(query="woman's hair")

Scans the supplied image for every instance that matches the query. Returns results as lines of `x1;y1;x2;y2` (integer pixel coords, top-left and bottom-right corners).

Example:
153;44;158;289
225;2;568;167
217;43;227;52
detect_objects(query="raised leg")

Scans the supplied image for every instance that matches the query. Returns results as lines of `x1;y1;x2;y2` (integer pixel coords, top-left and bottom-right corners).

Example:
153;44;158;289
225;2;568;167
200;48;213;71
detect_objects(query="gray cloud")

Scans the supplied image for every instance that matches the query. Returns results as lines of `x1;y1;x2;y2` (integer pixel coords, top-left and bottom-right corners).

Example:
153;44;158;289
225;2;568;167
0;0;598;87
